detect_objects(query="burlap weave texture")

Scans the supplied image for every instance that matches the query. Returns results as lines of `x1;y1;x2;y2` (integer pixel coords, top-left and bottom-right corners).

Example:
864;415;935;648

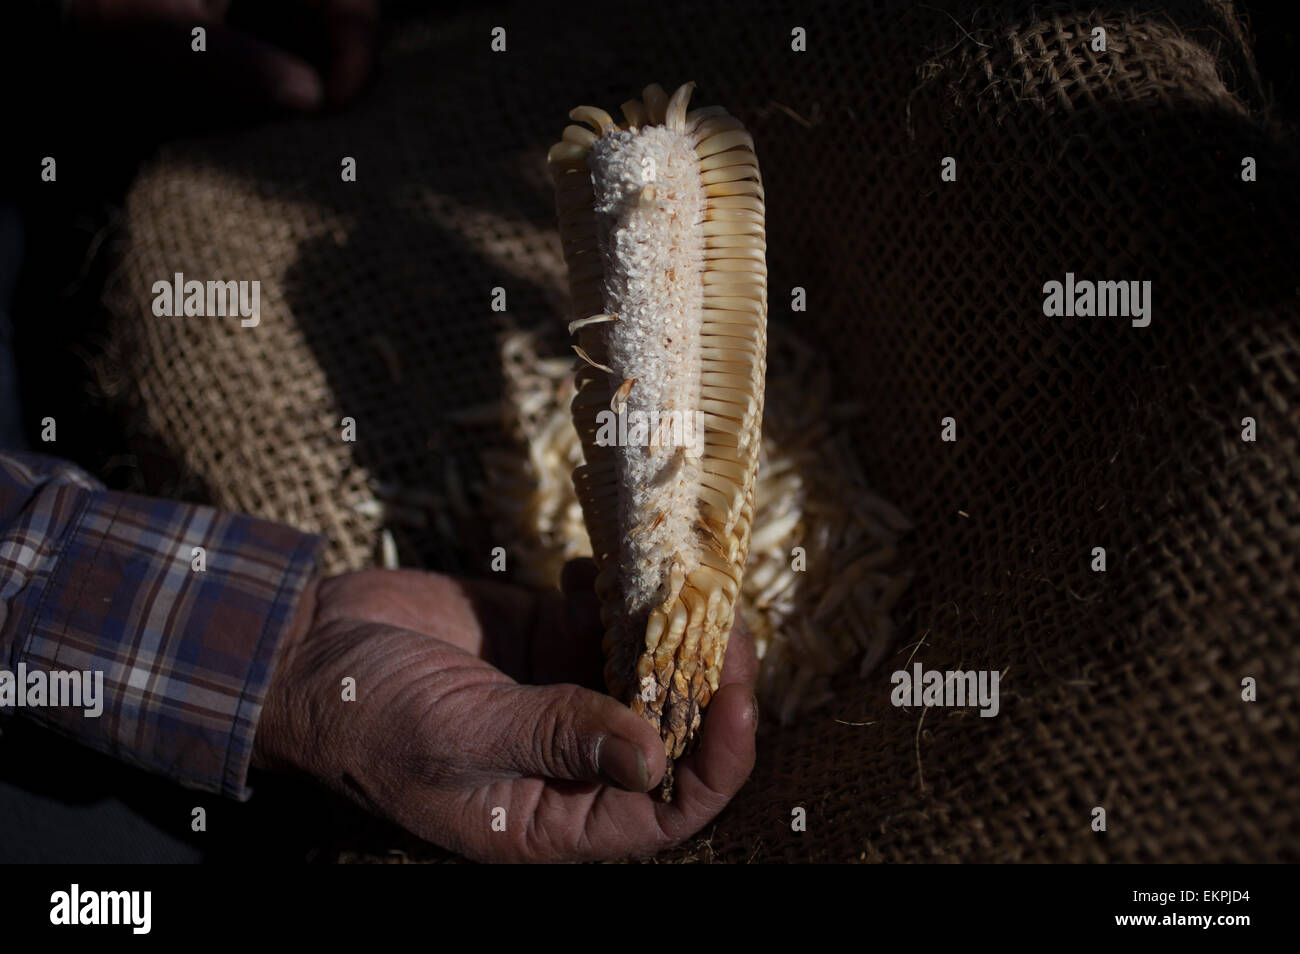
104;1;1298;861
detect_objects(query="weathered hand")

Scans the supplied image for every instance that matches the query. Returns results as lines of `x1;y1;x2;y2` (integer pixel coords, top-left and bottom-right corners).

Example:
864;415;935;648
254;561;759;862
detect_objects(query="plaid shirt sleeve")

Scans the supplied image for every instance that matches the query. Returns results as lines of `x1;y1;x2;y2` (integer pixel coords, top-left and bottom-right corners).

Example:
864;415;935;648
0;451;323;800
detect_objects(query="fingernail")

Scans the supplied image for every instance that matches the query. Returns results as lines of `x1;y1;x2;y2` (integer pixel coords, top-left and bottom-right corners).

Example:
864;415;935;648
276;69;324;110
598;736;648;791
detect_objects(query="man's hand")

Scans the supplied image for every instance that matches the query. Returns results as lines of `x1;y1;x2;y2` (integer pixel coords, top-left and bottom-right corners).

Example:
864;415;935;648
254;561;759;862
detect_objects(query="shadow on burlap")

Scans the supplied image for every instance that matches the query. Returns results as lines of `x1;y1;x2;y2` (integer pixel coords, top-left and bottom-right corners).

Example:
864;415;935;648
101;0;1299;861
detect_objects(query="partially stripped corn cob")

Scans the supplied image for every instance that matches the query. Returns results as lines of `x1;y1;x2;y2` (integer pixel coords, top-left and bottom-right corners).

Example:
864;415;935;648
548;82;767;796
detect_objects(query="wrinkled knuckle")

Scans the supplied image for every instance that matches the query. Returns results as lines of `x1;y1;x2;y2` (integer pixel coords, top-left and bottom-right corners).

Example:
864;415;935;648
508;798;575;862
530;685;593;779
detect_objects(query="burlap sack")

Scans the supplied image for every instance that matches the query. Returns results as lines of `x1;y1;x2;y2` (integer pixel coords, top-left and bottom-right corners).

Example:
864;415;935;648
103;0;1299;861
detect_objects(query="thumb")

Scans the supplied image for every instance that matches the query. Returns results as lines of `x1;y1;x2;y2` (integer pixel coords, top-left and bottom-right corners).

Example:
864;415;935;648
478;683;666;792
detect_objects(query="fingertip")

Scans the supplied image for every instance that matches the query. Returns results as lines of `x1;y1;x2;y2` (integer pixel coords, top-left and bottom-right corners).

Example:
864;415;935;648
643;736;669;791
592;693;666;790
719;609;760;691
611;701;668;791
710;683;759;741
596;735;649;792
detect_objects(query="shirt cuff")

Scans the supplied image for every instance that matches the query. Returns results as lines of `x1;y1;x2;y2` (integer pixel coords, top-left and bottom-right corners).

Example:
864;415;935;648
5;486;322;800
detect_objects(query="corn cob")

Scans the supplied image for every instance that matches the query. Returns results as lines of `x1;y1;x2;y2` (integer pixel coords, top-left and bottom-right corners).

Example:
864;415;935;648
547;82;767;797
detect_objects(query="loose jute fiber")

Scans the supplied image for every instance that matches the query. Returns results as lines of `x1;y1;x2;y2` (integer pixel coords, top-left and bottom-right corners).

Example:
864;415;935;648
102;0;1298;861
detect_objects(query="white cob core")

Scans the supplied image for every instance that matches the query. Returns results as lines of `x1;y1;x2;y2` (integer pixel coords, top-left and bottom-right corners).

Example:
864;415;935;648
589;126;705;614
548;82;767;786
